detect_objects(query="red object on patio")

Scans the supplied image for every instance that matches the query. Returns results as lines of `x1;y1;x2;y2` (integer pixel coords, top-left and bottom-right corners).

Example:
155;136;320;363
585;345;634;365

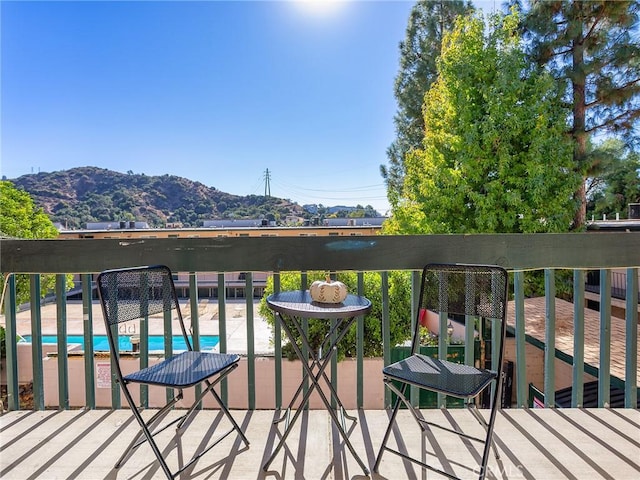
419;308;428;327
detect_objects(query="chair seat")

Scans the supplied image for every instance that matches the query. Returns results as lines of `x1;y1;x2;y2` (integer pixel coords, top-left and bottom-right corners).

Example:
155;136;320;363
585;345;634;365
383;354;497;398
124;351;240;388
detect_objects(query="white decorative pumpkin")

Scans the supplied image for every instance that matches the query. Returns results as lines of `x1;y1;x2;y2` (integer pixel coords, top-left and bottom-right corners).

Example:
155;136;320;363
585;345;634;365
309;276;348;304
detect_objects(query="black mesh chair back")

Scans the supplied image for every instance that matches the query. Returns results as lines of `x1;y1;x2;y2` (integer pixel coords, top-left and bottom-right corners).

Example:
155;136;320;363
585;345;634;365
97;265;249;479
99;265;190;349
100;266;177;322
420;265;506;323
374;263;508;480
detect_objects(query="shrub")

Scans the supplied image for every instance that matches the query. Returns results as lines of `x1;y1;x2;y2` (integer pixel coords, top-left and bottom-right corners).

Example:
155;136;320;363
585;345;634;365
258;271;413;359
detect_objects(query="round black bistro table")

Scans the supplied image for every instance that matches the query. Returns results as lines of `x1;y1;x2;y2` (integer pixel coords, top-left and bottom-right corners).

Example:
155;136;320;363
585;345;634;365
262;290;372;475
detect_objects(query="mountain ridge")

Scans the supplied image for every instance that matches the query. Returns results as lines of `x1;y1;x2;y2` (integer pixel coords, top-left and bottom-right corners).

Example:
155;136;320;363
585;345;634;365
8;167;379;229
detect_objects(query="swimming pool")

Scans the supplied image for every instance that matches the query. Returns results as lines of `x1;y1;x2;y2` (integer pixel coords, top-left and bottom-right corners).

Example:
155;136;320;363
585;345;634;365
20;334;219;352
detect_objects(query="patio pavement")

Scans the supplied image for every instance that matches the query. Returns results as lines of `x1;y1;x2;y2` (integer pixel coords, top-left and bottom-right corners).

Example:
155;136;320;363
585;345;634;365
1;407;638;479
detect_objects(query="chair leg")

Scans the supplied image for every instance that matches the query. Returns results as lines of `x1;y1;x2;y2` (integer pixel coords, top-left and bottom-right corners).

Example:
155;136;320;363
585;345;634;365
373;383;407;472
202;374;250;447
376;383;504;480
118;388;175;479
467;404;501;468
208;385;250;446
477;393;501;480
115;374;249;480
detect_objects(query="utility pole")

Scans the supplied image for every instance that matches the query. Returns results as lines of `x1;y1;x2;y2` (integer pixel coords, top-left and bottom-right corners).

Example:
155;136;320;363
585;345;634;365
264;168;271;197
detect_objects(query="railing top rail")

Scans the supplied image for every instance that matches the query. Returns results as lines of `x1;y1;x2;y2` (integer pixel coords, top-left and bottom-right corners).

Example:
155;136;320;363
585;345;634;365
2;233;639;274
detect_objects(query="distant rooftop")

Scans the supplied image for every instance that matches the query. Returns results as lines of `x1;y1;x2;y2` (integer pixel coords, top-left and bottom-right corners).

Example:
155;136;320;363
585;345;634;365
203;219;269;228
84;221;150;230
203;217;387;228
586;203;640;232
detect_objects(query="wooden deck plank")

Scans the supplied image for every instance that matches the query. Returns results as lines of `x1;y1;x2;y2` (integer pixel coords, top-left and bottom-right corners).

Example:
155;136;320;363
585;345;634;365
1;409;639;480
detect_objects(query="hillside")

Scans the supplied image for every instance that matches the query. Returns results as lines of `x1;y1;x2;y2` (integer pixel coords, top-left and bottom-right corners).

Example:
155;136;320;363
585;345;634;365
9;167;307;229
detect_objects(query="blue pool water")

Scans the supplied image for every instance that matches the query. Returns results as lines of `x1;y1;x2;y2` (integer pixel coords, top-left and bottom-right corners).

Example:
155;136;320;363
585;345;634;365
20;334;219;352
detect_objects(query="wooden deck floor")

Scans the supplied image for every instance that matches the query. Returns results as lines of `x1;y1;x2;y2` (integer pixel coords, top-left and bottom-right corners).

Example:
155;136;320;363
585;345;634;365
1;408;639;480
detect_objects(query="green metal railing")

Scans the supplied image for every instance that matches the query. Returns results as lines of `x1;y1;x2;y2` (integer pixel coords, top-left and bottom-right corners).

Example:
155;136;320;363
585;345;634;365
1;233;638;411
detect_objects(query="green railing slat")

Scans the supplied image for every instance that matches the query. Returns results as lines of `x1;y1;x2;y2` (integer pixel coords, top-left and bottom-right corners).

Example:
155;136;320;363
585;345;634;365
189;273;202;407
437;310;447;408
82;274;96;409
300;272;309;406
190;273;200;349
625;268;638;408
105;274;120;409
329;272;337;410
356;271;364;409
410;270;420;408
138;272;149;407
572;270;585;407
464;315;475;367
273;273;282;409
465;269;478;369
380;271;390;408
4;275;19;411
217;272;228;402
514;271;527;407
29;275;44;410
544;269;556;407
245;272;255;410
55;275;69;409
109;322;120;408
599;269;611;407
164;296;173;405
491;316;499;405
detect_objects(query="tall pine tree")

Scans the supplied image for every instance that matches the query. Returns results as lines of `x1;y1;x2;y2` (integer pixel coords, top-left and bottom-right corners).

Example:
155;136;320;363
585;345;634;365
520;0;640;229
381;0;472;206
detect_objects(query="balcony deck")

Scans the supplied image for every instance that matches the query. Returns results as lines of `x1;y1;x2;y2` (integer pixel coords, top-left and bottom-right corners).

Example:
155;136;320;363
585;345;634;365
1;234;638;478
1;407;638;479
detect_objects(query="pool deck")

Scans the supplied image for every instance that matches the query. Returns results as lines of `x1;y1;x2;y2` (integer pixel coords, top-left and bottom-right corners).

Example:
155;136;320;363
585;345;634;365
9;299;274;355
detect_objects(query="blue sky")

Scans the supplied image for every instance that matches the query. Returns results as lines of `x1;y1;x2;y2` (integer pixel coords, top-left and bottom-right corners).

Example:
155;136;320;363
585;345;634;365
1;0;497;215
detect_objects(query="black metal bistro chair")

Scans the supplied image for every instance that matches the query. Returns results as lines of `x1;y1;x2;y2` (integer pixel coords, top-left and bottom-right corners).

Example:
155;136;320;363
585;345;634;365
374;263;508;480
97;265;249;479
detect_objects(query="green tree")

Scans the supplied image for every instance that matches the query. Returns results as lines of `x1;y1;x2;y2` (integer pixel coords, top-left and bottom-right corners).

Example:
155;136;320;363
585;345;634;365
587;140;640;219
384;11;579;234
364;205;380;217
519;0;640;229
0;181;73;306
0;181;59;239
382;0;473;206
258;271;412;359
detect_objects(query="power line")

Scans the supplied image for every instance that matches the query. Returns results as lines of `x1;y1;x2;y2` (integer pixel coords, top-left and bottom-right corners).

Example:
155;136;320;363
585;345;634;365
272;179;385;197
254;170;390;213
270;179;388;205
